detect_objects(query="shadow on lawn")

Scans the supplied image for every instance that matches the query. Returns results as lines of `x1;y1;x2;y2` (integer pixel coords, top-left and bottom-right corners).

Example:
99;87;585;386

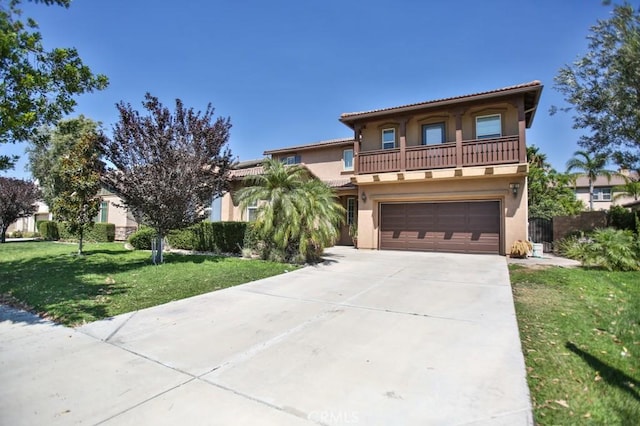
566;342;640;402
0;248;228;326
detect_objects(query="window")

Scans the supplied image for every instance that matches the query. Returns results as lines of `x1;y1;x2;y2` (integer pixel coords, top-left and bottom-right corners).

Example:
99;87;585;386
346;197;356;225
343;149;354;171
422;123;446;145
246;200;258;222
593;187;612;201
282;155;301;165
476;114;502;139
96;201;108;223
382;128;396;149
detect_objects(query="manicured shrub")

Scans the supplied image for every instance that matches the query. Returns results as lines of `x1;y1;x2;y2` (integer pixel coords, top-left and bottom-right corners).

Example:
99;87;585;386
86;223;115;242
128;227;155;250
608;205;638;232
167;228;196;250
166;222;248;254
38;220;59;241
11;230;23;238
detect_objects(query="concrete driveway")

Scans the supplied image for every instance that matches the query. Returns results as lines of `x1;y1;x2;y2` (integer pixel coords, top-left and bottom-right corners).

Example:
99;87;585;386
0;246;532;425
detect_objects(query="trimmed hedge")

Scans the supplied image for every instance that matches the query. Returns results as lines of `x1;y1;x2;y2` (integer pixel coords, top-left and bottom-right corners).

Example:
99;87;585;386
167;221;248;254
128;227;155;250
38;220;59;241
58;222;115;242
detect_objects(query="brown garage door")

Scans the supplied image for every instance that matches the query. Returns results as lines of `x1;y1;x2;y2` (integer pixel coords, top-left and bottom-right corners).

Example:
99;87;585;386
380;201;500;254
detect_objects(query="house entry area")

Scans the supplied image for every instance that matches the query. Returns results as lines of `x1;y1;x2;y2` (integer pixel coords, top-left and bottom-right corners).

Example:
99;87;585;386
379;201;501;254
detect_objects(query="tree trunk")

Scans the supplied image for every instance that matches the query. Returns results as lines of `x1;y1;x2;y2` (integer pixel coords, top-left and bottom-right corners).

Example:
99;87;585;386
589;179;594;211
78;227;84;255
0;225;6;243
152;234;163;264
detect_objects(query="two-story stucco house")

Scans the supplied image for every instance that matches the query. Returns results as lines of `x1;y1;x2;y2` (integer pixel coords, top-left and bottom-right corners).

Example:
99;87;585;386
572;172;639;211
220;81;543;255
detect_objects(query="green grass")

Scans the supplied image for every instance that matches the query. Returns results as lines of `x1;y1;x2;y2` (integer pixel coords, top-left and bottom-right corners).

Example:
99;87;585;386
510;265;640;425
0;241;298;326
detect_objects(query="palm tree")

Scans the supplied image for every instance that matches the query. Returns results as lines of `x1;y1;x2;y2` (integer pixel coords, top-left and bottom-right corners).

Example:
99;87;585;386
527;145;548;169
235;158;344;263
566;150;614;210
613;177;640;201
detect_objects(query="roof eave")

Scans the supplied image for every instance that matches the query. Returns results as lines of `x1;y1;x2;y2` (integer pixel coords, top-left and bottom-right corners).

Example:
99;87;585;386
339;84;544;128
264;139;354;155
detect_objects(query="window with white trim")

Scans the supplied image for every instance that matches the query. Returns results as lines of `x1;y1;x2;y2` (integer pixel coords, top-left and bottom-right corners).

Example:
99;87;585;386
382;128;396;149
282;155;301;165
343;149;354;171
476;114;502;139
422;122;446;145
592;187;612;201
246;200;258;222
346;197;356;225
96;201;108;223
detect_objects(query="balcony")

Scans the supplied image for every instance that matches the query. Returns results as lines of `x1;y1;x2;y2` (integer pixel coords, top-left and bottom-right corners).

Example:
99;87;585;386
357;135;522;174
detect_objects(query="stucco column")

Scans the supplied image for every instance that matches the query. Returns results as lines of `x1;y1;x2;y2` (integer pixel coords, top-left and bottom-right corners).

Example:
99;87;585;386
353;125;361;174
399;118;408;172
517;97;527;163
454;110;464;167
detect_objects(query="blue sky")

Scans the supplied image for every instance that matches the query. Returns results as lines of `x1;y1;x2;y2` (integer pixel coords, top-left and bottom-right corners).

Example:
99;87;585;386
2;0;617;179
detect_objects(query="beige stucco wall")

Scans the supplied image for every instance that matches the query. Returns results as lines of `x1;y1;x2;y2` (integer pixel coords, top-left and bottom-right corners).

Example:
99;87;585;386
359;100;519;152
273;145;354;180
356;175;527;255
101;194;137;227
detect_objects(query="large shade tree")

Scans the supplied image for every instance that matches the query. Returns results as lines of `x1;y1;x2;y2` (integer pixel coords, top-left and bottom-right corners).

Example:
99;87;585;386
101;93;233;264
236;159;344;263
0;0;108;170
553;2;640;167
566;150;615;210
0;177;40;243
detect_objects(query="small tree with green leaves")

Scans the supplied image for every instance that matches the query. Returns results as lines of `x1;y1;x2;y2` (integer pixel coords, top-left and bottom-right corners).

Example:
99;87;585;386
527;145;584;219
50;130;104;254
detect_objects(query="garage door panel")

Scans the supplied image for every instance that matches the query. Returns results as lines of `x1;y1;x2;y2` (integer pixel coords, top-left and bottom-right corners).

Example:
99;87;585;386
380;201;500;254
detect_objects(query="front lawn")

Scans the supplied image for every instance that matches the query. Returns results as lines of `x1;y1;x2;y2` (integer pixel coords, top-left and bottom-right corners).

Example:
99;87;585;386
511;265;640;425
0;241;298;326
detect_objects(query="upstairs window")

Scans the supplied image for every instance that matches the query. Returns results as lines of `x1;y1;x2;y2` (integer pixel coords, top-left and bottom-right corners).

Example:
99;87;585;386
382;128;396;149
282;155;301;165
422;123;446;145
343;149;354;171
476;114;502;139
593;187;612;201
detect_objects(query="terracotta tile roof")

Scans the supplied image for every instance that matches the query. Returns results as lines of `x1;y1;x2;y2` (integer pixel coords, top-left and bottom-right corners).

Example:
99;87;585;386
323;178;356;189
340;81;543;120
264;137;354;155
229;166;264;179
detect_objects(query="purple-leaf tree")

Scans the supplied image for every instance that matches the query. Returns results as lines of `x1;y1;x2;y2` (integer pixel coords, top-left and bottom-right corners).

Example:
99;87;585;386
0;177;41;243
101;93;233;264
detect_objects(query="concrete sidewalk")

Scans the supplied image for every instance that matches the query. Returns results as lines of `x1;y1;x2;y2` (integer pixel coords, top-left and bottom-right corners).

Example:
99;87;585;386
1;247;532;425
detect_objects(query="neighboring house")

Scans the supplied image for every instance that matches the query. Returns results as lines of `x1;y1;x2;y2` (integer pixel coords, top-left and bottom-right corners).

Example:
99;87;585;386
6;201;52;234
95;188;139;240
573;172;639;210
6;188;139;241
223;81;543;255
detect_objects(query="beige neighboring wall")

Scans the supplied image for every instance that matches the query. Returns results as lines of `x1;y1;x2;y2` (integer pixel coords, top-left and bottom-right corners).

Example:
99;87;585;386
573;174;638;210
271;145;354;180
356;174;527;255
